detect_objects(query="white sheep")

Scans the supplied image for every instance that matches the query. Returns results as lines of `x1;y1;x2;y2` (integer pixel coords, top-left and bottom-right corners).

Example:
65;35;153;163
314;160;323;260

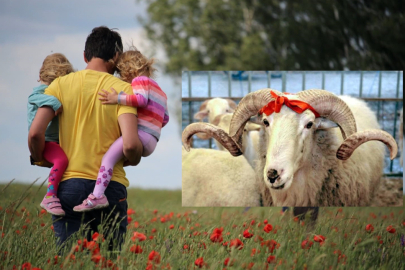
182;147;260;207
193;98;237;150
183;89;398;207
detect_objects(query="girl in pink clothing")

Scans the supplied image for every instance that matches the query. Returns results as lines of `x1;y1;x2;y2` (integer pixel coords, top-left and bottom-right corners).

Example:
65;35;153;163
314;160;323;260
74;49;169;212
28;53;74;216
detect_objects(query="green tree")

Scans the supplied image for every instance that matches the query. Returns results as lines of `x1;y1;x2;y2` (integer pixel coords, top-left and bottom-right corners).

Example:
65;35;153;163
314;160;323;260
139;0;404;74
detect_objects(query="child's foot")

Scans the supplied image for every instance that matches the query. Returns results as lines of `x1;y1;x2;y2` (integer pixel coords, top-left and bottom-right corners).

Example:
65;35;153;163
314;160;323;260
73;194;109;212
40;196;65;216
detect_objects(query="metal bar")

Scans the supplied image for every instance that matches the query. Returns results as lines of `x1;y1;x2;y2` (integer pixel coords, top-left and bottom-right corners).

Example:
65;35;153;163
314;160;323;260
282;71;286;92
248;71;252;93
322;71;325;89
377;71;382;119
228;71;232;97
182;97;404;102
302;71;306;90
340;72;344;95
359;71;363;97
208;71;211;97
267;71;271;88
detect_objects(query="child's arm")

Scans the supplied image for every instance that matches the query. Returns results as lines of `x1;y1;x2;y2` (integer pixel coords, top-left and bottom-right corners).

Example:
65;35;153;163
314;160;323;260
162;107;169;127
28;92;62;115
99;77;149;108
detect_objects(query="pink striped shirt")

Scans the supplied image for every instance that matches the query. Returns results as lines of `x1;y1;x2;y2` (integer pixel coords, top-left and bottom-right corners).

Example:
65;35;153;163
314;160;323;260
118;76;169;140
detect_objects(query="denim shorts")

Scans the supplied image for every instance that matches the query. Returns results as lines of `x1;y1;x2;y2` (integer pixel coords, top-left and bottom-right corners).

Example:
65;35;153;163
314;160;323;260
52;178;128;252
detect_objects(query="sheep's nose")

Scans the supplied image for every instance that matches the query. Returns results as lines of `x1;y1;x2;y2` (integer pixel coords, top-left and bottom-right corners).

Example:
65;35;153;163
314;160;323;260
267;169;279;183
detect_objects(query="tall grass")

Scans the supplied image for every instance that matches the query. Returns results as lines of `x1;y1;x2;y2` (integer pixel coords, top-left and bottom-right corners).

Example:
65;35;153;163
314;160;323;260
0;180;404;269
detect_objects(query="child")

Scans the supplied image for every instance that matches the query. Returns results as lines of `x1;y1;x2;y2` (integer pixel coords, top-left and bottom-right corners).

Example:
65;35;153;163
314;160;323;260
27;53;74;216
73;48;169;212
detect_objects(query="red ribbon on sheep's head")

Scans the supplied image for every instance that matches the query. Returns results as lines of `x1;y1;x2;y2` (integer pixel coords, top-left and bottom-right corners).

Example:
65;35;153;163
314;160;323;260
258;91;320;117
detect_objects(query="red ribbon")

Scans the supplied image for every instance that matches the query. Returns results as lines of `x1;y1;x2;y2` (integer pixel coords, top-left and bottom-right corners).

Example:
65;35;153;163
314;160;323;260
259;91;320;118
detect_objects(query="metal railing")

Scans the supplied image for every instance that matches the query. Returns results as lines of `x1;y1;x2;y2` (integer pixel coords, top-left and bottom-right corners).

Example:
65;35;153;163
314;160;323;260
182;71;403;174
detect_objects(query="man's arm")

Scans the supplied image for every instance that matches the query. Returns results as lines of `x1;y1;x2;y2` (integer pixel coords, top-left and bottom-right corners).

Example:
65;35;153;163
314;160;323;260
28;106;55;162
118;113;142;166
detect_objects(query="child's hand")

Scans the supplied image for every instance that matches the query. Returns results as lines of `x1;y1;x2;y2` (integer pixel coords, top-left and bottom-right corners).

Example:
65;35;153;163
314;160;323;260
98;88;119;104
55;104;63;116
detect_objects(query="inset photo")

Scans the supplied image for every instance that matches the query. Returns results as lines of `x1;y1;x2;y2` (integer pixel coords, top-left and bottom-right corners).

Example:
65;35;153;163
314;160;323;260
182;71;403;207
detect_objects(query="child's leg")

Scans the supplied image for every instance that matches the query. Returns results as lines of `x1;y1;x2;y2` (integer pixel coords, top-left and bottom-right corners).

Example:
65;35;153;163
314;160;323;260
41;141;68;216
42;142;68;198
138;130;157;157
92;137;125;198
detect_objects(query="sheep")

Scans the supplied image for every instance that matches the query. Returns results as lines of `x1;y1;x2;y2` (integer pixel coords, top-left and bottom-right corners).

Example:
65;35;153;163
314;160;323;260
182;147;260;207
193;98;237;150
183;89;398;207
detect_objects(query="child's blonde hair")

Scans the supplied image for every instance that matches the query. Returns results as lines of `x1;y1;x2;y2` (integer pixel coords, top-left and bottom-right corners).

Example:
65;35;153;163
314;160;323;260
116;47;156;83
39;53;74;85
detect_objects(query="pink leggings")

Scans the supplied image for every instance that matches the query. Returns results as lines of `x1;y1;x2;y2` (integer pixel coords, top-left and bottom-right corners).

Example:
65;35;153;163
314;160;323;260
92;130;157;197
43;141;68;197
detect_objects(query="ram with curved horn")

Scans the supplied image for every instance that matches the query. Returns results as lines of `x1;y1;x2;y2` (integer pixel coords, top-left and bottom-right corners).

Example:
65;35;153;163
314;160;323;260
182;89;398;206
192;98;237;149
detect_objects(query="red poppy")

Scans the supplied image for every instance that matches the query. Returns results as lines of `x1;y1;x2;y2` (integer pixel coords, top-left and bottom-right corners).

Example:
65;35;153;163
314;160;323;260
301;239;313;249
21;262;32;270
229;238;244;250
243;229;253;238
263;224;273;233
127;208;136;215
169;224;174;229
132;232;147;242
195;257;205;268
160;217;166;223
153;209;158;214
210;228;223;243
365;224;374;233
127;216;133;223
250;220;255;225
91;254;104;264
148;251;161;264
224;258;234;266
134;221;140;228
264;219;268;224
251;248;260;256
267;255;276;264
386;225;396;233
130;245;143;254
313;235;326;243
151;228;157;233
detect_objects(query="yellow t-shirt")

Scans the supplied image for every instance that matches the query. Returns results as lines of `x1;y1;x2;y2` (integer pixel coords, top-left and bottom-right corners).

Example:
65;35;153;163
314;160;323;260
45;69;137;187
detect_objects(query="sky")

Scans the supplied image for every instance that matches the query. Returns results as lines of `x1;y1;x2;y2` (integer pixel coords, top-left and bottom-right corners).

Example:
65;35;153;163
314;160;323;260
0;0;182;190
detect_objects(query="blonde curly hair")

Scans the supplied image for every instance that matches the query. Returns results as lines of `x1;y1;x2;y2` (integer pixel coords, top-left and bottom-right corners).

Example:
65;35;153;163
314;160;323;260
39;53;74;85
116;47;156;83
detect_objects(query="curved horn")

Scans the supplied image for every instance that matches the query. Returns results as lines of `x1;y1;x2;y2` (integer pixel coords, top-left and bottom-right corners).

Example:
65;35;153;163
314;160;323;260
336;129;398;160
194;132;212;140
297;89;357;139
182;122;242;156
229;89;281;146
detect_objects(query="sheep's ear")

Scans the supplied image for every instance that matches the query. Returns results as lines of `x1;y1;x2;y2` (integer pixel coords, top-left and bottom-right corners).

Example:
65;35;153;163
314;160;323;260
194;109;209;120
315;117;338;129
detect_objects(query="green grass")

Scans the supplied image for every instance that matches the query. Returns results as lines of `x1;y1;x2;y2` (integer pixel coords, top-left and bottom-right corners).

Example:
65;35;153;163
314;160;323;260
0;181;404;270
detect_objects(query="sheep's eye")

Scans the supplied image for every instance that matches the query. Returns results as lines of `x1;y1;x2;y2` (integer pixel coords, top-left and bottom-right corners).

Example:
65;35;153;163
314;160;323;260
263;119;269;127
306;121;313;129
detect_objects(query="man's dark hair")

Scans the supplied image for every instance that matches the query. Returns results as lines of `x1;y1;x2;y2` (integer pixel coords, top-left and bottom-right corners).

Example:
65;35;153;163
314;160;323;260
84;26;123;62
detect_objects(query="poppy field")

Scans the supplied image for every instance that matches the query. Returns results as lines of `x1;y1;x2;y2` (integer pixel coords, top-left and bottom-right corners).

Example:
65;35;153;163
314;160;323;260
0;181;404;270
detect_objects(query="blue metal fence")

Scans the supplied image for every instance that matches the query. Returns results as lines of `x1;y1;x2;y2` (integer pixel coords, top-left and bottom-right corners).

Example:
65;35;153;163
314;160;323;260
182;71;403;174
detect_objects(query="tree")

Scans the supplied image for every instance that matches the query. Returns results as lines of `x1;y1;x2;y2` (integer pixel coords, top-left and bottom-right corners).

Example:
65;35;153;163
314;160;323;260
138;0;404;74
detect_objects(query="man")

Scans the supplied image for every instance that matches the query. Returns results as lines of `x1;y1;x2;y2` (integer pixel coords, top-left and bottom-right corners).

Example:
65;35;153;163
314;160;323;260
28;26;142;250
